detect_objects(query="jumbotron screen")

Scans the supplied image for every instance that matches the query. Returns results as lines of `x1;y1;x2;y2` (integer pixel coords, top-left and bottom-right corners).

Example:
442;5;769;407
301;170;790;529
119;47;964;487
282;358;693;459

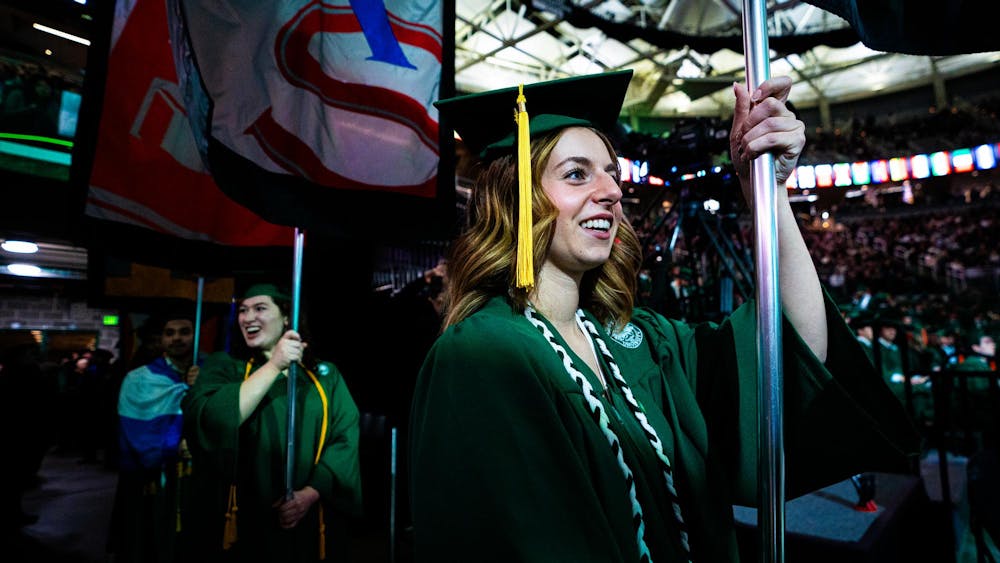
0;53;82;182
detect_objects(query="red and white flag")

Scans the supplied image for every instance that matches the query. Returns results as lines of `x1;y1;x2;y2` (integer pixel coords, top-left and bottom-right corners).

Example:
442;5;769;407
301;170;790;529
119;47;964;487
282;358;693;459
181;0;443;199
88;0;447;243
86;0;294;246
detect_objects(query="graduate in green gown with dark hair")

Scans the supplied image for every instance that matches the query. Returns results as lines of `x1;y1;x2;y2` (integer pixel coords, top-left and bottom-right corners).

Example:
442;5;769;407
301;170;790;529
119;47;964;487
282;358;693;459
409;71;920;562
954;330;997;435
183;284;362;563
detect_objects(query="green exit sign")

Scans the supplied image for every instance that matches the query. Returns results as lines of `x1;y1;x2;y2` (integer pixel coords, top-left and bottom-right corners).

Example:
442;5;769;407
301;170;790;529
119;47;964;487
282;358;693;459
103;315;120;326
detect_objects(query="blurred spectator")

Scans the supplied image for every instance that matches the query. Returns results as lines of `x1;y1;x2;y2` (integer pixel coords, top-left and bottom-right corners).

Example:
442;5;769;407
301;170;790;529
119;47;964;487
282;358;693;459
78;348;115;464
851;311;876;362
0;342;48;528
926;327;961;372
958;330;997;372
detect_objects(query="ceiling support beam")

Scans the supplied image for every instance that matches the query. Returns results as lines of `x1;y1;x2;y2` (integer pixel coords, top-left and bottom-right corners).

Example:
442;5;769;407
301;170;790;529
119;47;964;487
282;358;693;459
929;57;949;109
456;0;603;73
456;12;564;75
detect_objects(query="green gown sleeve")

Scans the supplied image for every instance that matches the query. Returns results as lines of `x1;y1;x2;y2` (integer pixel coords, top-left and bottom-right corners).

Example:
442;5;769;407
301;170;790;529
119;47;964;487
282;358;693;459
633;292;920;505
181;351;243;472
307;363;363;517
410;315;636;563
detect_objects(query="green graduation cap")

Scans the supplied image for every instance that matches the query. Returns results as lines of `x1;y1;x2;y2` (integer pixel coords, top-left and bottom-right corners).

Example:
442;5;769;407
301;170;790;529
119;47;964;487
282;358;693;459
874;306;906;328
850;310;877;329
243;283;290;302
434;70;634;289
435;69;633;159
930;326;954;338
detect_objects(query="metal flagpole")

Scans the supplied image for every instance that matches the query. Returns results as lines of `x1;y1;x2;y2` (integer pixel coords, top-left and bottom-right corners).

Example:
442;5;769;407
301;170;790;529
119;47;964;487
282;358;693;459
390;427;398;563
741;1;785;562
285;228;306;500
192;276;204;363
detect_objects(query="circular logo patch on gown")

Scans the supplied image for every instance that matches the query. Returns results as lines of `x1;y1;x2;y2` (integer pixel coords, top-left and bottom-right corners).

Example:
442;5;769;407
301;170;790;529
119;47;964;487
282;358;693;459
609;322;643;349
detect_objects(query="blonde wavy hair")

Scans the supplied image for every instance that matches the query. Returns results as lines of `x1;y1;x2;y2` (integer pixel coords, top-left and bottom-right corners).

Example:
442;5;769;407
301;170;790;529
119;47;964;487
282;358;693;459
444;127;642;330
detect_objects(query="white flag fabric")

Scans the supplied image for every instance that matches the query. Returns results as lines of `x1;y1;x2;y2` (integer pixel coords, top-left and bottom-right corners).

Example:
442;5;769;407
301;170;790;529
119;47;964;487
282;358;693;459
181;0;442;198
87;0;293;246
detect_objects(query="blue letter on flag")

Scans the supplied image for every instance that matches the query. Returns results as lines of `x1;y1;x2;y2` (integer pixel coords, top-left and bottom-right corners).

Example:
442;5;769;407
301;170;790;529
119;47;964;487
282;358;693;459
349;0;416;69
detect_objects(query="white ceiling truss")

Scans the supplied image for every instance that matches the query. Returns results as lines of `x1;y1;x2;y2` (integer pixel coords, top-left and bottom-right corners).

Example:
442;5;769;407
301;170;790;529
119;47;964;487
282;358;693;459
454;0;1000;122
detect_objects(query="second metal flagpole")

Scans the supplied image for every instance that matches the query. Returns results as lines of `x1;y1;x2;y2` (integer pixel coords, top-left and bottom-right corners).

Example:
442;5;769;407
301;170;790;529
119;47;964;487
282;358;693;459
192;276;204;364
285;228;306;500
741;1;785;562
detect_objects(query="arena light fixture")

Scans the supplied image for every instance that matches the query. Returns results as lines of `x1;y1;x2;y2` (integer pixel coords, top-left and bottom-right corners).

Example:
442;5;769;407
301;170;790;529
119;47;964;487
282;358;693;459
951;148;974;173
888;158;909;182
784;168;798;189
870;160;889;183
1;240;39;254
32;23;91;46
910;155;931;179
833;163;852;186
814;164;833;187
7;263;42;277
930;152;951;176
974;144;996;169
797;165;816;189
850;162;871;185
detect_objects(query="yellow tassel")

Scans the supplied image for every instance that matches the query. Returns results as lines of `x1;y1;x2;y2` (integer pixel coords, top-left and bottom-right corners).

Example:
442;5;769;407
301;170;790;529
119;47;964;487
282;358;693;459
176;461;184;533
515;84;534;289
318;504;326;560
223;484;238;550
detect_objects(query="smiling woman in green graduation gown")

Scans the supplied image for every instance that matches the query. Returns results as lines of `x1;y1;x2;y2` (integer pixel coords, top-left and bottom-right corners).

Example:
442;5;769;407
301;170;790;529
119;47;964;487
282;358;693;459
409;71;919;562
183;284;362;562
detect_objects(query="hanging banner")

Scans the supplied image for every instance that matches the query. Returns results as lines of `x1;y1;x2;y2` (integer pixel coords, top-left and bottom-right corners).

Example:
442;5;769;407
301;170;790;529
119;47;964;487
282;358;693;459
86;0;294;246
175;0;449;233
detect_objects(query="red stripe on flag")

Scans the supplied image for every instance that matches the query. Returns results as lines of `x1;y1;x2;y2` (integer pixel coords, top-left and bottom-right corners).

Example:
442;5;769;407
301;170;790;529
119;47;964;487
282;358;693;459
276;5;439;151
248;108;436;198
287;2;442;59
387;10;443;61
390;23;443;63
88;0;294;247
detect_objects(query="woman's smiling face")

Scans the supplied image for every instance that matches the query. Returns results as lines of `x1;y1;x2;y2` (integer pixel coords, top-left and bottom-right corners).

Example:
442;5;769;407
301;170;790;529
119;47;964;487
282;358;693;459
539;126;623;278
238;295;287;353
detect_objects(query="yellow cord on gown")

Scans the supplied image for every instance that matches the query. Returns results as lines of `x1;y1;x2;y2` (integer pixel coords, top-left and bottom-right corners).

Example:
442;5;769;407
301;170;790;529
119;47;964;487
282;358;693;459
515;84;534;289
176;461;183;533
223;484;238;549
307;367;330;560
223;359;330;558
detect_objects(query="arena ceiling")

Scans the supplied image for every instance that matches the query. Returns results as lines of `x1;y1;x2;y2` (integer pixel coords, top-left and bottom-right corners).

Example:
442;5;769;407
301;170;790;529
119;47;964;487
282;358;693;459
454;0;1000;120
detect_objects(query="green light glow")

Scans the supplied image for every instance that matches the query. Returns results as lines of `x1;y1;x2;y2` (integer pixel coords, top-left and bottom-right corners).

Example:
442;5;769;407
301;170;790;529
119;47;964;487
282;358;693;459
0;141;71;165
0;133;74;148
